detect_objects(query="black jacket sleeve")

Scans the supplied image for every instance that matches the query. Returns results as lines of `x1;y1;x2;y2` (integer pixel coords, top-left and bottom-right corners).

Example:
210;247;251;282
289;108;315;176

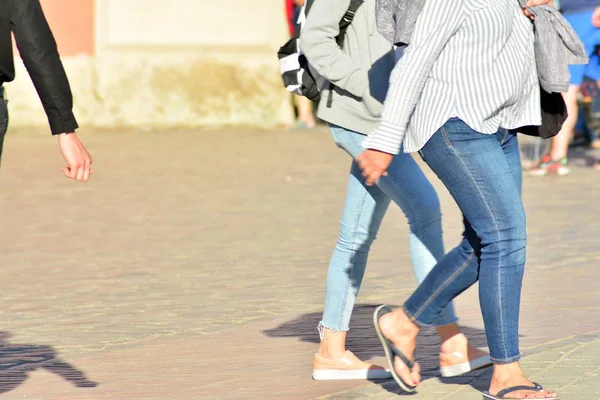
11;0;78;134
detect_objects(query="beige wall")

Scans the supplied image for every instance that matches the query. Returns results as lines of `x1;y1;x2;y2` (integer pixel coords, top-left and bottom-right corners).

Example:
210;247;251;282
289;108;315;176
5;0;294;131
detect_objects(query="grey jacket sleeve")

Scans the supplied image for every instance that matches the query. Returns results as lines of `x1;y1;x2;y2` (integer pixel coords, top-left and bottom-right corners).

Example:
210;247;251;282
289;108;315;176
299;0;369;98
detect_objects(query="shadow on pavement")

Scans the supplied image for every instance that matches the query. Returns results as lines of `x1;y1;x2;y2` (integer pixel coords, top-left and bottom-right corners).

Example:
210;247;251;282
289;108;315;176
263;304;492;395
0;331;97;394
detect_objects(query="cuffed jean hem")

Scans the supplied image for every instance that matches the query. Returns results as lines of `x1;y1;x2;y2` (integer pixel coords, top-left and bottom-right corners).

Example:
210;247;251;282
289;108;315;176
318;322;350;341
404;304;459;328
403;305;435;328
489;354;522;365
432;317;459;328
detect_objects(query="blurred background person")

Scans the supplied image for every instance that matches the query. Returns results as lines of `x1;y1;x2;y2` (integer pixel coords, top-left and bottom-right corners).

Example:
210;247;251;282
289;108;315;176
285;0;317;130
529;1;600;176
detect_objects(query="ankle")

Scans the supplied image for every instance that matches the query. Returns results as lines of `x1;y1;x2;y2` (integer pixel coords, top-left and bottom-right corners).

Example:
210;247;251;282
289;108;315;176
439;332;468;354
380;308;419;338
318;345;346;360
491;362;524;385
318;327;347;359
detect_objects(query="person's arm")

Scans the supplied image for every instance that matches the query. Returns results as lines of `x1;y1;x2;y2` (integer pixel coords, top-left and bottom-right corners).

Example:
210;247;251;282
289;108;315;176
11;0;92;182
361;0;465;156
11;0;78;135
299;0;369;98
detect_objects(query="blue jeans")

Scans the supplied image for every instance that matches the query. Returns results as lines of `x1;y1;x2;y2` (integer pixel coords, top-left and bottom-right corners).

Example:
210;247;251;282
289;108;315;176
320;124;458;332
404;119;526;364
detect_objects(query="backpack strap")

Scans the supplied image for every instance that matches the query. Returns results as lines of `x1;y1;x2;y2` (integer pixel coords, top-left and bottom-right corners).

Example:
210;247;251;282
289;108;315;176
336;0;363;47
327;0;364;107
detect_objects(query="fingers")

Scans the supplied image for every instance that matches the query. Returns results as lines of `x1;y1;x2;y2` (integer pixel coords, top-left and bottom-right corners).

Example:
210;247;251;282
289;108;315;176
523;0;554;20
357;151;390;186
83;165;91;182
71;150;93;182
59;133;93;182
64;160;92;182
526;0;553;6
357;160;386;187
360;162;383;186
76;166;85;181
366;169;383;186
62;167;71;179
80;153;92;182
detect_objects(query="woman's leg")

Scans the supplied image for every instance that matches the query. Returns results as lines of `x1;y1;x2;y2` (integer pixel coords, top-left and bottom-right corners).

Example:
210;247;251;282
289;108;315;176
380;120;556;397
315;126;393;379
328;124;459;328
319;159;391;338
320;124;487;377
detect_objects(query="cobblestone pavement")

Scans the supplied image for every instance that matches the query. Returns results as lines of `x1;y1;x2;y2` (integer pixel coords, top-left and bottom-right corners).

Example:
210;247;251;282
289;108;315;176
0;127;598;399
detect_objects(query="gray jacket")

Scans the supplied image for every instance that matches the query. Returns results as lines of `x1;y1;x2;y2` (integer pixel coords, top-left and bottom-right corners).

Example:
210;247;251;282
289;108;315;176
300;0;395;135
520;2;588;92
376;0;588;93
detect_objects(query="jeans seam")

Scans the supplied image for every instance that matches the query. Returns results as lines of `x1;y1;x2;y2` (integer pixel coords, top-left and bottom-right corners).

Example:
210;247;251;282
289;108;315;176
409;251;475;323
440;126;453;149
337;182;370;330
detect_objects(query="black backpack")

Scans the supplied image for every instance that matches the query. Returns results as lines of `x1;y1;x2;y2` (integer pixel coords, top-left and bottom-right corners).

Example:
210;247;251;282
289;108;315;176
278;0;364;105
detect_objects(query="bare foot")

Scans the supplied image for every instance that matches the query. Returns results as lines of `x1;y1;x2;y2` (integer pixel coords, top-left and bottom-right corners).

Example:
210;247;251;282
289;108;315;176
378;308;421;387
489;364;558;399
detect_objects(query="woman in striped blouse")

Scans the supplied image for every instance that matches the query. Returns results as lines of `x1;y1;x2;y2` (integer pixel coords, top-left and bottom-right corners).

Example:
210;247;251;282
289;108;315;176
362;0;560;398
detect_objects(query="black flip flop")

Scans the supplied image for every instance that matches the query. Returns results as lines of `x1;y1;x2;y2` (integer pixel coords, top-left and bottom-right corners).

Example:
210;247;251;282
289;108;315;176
373;305;417;392
482;382;559;399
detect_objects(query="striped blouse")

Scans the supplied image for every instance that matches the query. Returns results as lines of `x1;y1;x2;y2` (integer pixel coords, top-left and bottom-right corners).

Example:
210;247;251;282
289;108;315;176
362;0;541;154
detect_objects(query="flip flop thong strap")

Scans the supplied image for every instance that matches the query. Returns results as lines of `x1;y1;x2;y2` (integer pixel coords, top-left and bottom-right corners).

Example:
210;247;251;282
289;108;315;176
497;383;543;398
388;342;414;370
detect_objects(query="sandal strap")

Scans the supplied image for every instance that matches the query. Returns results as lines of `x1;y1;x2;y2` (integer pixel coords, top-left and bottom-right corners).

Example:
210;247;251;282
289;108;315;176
388;342;414;369
497;382;543;398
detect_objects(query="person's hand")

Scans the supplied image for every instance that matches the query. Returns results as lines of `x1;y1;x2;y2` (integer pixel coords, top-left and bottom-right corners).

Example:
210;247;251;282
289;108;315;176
58;132;93;182
356;149;394;187
522;0;554;20
593;7;600;28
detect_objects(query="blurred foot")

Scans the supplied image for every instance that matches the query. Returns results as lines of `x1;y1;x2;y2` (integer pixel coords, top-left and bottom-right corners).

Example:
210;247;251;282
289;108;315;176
439;333;491;377
312;351;391;380
529;157;569;176
289;120;316;131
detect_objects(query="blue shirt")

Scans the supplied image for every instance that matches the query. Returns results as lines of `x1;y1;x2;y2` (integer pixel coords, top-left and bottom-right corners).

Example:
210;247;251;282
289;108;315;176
560;0;600;14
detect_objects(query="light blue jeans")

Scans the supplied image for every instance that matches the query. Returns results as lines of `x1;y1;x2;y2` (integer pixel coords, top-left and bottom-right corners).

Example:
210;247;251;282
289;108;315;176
320;124;458;332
